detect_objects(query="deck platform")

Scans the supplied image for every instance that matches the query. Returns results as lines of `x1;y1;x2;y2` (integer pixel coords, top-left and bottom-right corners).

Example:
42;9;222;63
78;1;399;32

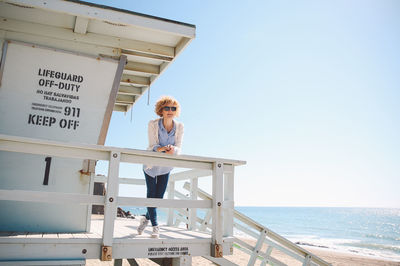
0;216;234;262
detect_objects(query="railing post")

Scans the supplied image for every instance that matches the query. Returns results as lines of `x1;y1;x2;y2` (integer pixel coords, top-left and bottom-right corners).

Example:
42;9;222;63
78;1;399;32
248;228;267;265
101;151;120;261
167;180;175;226
223;166;234;237
189;177;198;230
86;172;95;232
211;161;223;258
303;254;312;266
200;209;212;231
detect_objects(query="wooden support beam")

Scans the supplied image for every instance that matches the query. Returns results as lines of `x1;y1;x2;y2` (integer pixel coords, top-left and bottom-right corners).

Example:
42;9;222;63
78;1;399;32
74;16;89;34
0;17;175;57
94;175;145;186
127;259;140;266
167;180;176;226
211;161;224;258
189;178;199;230
117;196;212;209
118;85;144;95
98;55;127;145
125;61;160;75
175;37;192;56
121;74;150;86
120;153;213;170
116;94;136;104
102;151;121;255
202;256;237;266
248;229;267;265
0;189;105;205
121;49;173;62
149;258;173;266
0;30;120;58
224;169;234;237
113;104;128;112
2;0;196;38
170;169;212;182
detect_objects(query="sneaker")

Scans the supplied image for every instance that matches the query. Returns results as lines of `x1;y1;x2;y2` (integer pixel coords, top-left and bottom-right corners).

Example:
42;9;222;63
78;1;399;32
137;216;149;235
151;226;160;238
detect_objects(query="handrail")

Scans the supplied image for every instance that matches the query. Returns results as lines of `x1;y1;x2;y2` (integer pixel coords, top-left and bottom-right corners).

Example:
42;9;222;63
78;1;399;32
0;134;246;166
0;189;105;205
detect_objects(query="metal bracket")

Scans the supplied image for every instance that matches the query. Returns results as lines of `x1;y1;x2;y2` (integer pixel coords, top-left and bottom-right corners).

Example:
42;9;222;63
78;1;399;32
211;243;223;258
80;159;96;175
101;245;112;261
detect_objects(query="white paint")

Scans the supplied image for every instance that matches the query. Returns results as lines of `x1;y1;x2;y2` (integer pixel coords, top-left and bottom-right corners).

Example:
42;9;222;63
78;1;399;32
102;151;121;247
211;161;224;256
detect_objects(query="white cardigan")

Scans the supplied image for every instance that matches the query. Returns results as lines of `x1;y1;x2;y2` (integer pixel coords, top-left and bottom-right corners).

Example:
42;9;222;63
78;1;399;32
147;118;184;155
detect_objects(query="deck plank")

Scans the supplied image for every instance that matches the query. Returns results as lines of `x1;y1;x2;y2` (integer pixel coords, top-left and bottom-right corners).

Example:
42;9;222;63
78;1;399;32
85;232;101;239
42;233;58;239
0;217;213;243
26;232;43;238
90;217;212;240
71;233;89;239
0;218;235;260
57;233;73;239
9;232;28;238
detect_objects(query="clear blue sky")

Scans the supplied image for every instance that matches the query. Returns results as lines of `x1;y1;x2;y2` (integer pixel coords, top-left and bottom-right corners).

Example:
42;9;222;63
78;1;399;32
90;0;400;208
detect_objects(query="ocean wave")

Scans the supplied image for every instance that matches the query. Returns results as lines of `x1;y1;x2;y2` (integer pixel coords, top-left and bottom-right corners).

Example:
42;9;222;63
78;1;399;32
345;242;400;253
290;236;400;261
234;231;400;261
364;233;400;242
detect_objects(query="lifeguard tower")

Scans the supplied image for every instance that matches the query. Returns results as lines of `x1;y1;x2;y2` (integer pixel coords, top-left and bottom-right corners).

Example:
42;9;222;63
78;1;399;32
0;1;331;265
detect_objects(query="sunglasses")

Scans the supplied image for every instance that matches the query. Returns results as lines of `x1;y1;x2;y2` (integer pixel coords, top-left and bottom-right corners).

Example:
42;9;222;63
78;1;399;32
163;106;177;111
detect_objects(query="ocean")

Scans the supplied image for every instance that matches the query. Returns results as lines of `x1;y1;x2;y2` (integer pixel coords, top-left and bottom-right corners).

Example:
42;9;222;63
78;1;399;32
124;207;400;262
235;207;400;262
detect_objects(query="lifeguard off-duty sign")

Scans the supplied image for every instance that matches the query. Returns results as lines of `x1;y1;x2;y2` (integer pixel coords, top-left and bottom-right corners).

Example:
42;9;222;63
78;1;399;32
0;41;120;232
0;41;119;144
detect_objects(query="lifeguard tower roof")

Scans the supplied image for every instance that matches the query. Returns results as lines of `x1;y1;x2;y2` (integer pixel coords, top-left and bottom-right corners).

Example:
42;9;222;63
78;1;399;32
0;0;196;112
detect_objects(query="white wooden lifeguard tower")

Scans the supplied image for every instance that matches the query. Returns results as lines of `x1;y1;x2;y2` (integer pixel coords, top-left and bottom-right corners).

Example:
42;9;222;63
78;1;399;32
0;1;331;265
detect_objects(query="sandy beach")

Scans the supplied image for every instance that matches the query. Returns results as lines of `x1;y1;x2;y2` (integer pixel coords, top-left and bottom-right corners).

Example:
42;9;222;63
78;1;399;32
86;237;400;266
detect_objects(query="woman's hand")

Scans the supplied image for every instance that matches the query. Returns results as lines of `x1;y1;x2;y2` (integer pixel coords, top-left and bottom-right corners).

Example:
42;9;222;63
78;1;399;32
157;145;175;154
165;145;175;154
156;146;167;152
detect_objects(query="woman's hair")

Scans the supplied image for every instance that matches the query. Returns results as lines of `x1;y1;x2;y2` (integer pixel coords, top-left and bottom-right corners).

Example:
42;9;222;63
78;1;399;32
155;95;181;117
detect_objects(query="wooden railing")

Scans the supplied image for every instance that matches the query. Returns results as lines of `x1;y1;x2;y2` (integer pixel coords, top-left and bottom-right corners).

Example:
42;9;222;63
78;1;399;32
0;134;330;265
177;180;331;266
0;134;245;260
96;170;331;265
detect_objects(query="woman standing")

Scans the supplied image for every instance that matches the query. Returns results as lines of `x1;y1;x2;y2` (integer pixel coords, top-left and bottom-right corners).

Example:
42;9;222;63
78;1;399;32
137;96;184;238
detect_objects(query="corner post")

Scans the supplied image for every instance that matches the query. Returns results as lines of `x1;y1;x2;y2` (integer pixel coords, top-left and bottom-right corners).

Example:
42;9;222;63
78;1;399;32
211;161;223;257
101;150;121;261
188;177;198;230
167;180;175;226
223;165;234;238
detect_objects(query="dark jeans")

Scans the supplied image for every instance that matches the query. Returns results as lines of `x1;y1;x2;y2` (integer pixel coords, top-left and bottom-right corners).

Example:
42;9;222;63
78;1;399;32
144;171;169;226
